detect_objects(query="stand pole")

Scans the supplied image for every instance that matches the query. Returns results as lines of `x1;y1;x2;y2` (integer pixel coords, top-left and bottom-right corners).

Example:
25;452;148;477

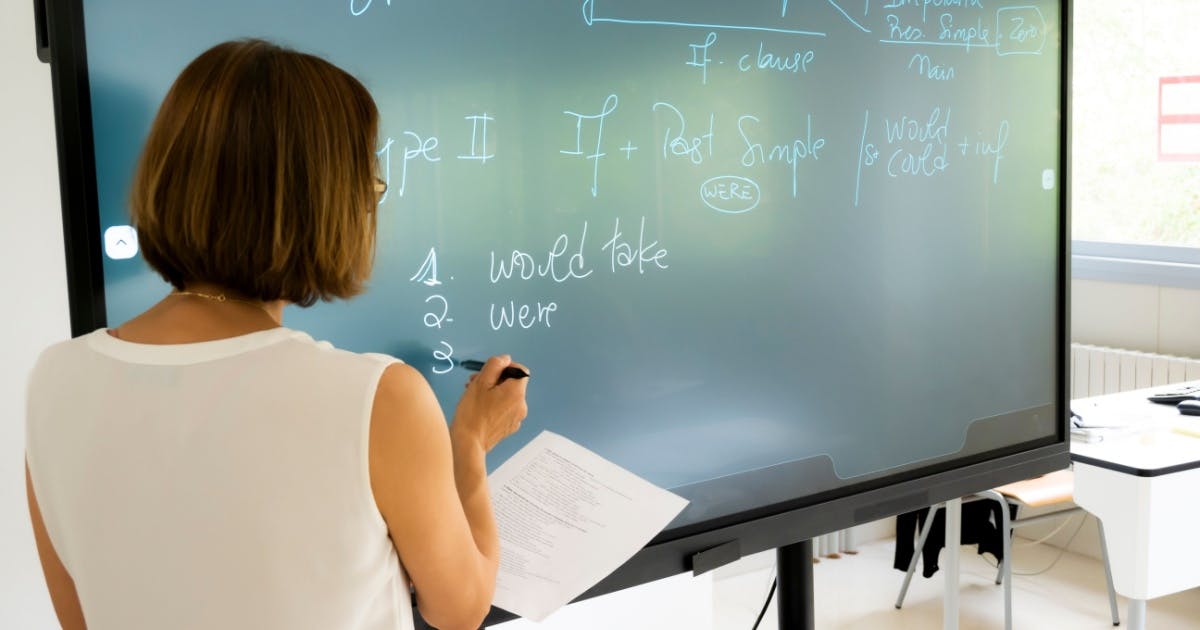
776;539;815;630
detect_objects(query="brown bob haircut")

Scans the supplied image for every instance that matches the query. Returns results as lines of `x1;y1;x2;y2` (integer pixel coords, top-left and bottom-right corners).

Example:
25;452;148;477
130;39;380;307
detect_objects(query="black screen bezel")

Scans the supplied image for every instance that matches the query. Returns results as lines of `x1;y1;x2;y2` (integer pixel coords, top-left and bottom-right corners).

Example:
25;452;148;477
40;0;1071;621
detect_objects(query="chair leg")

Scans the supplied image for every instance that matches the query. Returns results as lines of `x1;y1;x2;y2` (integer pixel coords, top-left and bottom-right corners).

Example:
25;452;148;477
896;505;938;609
1097;519;1121;626
995;503;1018;585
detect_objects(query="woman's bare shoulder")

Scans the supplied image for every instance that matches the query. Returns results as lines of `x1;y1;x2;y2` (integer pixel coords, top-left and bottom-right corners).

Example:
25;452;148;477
371;363;449;450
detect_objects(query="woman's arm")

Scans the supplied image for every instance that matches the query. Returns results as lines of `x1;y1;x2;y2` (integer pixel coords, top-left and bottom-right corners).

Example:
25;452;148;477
369;358;526;630
26;461;87;630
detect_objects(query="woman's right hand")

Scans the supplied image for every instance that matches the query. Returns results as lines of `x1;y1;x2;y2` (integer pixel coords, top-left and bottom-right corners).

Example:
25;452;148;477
450;355;529;452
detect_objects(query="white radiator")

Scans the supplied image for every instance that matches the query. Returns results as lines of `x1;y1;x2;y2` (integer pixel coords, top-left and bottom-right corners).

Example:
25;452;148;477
1071;344;1200;399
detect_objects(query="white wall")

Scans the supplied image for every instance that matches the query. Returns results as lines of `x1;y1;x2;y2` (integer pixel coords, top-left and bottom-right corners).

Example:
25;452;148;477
1;0;71;627
1073;278;1200;359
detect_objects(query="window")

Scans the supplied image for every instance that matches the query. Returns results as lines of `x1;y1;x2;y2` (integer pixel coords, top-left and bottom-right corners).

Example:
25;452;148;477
1159;76;1200;162
1072;1;1200;249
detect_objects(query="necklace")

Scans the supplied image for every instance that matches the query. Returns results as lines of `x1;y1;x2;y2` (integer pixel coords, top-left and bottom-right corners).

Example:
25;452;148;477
172;290;275;317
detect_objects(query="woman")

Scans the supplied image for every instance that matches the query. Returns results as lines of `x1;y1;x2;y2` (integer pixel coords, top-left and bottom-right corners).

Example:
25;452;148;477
25;39;527;630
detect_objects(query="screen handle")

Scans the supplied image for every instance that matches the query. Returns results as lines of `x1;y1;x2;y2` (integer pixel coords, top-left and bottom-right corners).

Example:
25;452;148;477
33;0;51;63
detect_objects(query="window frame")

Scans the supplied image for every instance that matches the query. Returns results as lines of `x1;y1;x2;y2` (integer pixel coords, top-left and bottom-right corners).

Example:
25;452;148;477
1072;240;1200;289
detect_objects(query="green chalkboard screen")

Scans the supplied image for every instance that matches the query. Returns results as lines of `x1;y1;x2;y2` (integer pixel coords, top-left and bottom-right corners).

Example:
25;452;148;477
65;0;1064;533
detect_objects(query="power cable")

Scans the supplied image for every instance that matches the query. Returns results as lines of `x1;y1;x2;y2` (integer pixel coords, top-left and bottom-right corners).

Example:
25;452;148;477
750;569;777;630
983;514;1088;577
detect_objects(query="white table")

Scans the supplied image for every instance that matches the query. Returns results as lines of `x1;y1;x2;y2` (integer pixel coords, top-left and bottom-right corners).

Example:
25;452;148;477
1070;384;1200;630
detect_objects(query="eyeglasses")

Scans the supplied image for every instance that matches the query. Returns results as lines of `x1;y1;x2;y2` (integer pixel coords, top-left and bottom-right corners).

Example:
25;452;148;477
374;178;388;197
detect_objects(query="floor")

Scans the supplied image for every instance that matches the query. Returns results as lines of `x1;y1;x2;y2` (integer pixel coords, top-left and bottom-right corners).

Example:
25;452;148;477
495;538;1200;629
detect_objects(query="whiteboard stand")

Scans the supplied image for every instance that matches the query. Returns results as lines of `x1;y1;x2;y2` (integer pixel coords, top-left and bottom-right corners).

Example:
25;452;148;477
943;498;962;630
896;501;963;629
776;539;815;630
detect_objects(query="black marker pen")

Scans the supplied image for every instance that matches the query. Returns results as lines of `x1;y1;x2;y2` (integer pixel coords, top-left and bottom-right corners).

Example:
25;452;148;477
459;359;530;383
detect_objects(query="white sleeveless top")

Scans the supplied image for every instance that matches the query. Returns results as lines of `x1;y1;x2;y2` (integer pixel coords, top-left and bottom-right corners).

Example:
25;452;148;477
25;328;414;630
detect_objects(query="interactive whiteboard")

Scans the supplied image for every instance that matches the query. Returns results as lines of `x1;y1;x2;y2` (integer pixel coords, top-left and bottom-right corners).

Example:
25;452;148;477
65;0;1064;532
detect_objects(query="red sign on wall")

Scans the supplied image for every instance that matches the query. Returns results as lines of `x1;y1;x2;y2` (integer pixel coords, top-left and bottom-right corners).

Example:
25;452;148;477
1159;75;1200;162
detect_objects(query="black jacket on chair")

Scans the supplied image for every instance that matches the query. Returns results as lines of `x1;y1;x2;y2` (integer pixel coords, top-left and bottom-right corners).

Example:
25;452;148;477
894;501;1019;578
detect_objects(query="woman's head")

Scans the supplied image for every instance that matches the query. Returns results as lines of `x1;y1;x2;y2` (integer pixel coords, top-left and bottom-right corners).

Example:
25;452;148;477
130;39;380;307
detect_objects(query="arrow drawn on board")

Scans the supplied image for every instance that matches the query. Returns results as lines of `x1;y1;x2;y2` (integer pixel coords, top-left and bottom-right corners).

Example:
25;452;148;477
784;0;870;33
827;0;871;33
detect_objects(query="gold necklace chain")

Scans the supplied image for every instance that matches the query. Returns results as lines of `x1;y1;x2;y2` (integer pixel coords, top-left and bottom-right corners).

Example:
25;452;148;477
172;290;274;316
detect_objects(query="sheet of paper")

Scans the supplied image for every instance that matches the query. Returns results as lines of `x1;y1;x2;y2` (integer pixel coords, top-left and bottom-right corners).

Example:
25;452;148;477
1073;398;1156;427
489;431;688;622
